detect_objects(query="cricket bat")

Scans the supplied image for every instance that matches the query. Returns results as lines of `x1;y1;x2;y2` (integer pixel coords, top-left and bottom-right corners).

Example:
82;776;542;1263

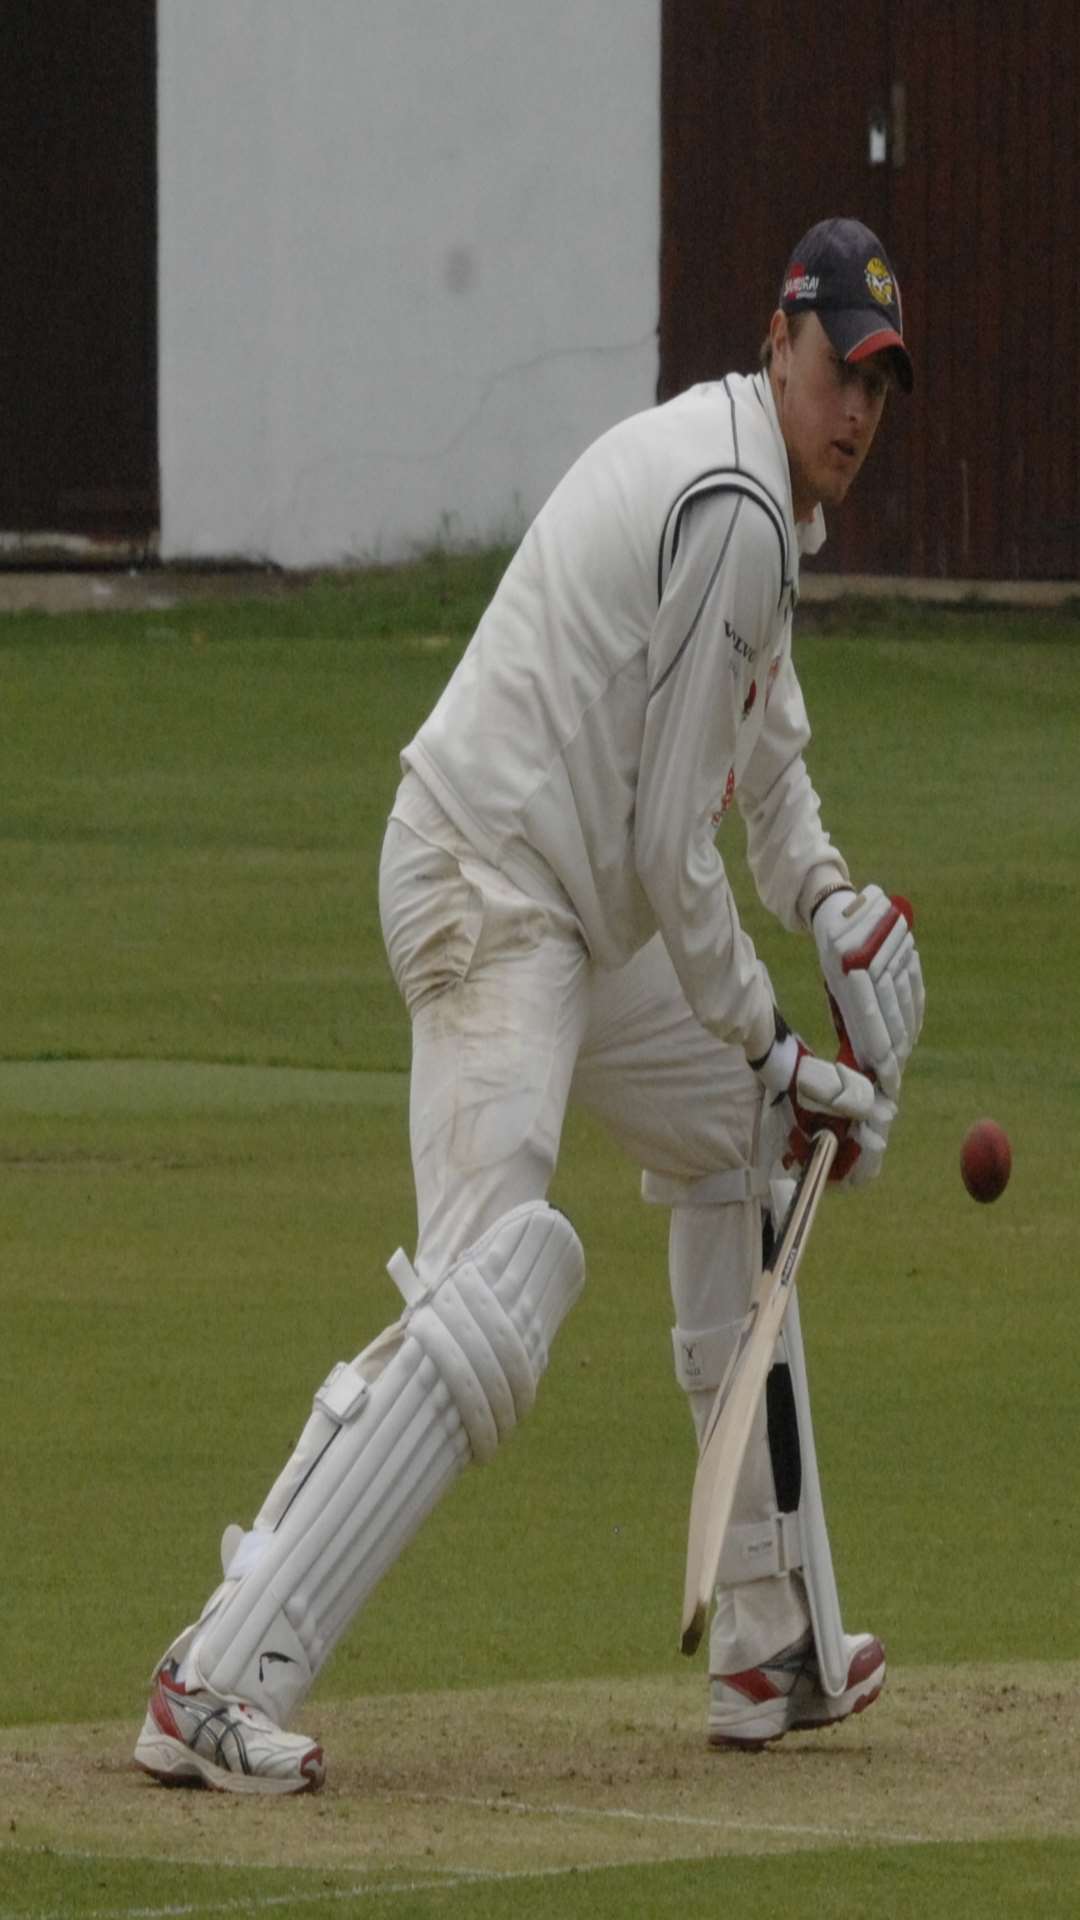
679;1126;837;1656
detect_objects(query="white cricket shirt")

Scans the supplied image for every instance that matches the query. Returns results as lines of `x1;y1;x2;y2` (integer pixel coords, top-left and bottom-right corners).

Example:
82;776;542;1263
402;371;847;1059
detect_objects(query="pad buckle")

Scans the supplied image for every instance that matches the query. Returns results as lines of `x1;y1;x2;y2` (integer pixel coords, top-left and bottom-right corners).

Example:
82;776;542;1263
314;1360;370;1423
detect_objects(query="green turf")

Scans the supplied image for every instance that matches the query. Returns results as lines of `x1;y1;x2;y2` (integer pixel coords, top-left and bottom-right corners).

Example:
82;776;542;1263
2;1839;1078;1919
1;568;1078;1915
0;556;511;1074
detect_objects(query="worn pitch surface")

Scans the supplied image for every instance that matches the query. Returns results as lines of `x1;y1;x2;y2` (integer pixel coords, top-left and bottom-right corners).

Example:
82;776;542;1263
3;1664;1076;1885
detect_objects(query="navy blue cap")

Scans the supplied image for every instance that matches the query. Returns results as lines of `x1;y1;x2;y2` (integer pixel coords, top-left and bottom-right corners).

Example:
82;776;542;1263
780;217;913;394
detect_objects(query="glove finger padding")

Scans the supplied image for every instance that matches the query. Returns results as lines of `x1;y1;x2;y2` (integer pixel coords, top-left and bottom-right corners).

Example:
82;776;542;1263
899;950;926;1051
813;885;924;1098
786;1082;897;1187
840;1090;898;1190
783;1048;875;1184
842;968;903;1083
751;1023;874;1118
791;1051;875;1122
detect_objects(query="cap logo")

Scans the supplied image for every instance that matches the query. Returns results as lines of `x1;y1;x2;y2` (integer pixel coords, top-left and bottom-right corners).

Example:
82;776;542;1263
783;265;819;304
865;256;894;307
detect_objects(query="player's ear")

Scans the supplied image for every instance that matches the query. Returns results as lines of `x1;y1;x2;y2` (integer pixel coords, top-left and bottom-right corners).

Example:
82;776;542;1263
768;309;792;381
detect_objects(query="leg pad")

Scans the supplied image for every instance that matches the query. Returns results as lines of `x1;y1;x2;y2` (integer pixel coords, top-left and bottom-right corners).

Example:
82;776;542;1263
162;1203;584;1724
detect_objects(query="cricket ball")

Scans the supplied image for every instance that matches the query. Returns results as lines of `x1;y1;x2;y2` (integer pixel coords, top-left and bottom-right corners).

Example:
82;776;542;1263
960;1118;1012;1204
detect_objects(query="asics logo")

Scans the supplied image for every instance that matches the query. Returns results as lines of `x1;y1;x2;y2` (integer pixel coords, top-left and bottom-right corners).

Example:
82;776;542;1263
258;1650;297;1683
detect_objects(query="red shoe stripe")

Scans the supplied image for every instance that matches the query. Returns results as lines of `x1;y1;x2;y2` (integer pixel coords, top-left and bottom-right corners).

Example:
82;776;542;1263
846;1638;885;1688
150;1676;185;1741
723;1665;783;1706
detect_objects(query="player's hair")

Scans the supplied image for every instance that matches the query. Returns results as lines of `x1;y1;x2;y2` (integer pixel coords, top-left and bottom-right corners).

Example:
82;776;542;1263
759;310;807;370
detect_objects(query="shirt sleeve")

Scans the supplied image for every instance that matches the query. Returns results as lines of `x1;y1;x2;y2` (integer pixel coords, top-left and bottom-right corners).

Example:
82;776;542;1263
737;653;849;931
634;490;780;1058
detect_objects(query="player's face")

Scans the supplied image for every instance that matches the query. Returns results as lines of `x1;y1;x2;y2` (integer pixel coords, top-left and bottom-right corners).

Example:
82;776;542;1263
770;312;890;519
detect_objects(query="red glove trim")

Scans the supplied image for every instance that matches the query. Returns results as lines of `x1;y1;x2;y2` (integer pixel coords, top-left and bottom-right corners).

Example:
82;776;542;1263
839;893;914;974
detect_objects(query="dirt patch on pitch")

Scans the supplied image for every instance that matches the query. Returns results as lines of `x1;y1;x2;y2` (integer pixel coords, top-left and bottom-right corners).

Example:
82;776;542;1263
2;1662;1076;1883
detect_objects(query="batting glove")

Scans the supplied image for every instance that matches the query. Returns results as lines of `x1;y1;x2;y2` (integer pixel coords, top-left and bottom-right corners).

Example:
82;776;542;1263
812;885;924;1099
749;1013;875;1181
841;1087;899;1188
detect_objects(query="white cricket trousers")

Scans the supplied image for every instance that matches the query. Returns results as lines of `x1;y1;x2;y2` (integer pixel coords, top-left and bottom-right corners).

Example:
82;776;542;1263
379;778;809;1668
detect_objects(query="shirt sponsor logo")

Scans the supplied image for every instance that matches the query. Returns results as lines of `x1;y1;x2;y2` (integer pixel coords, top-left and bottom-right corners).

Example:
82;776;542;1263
725;618;757;665
865;256;895;307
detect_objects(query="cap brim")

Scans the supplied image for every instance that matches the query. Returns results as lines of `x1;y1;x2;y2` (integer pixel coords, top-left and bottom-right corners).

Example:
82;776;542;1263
822;310;914;394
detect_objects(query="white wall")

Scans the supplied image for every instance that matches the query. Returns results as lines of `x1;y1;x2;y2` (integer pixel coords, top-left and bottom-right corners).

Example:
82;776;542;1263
158;2;660;567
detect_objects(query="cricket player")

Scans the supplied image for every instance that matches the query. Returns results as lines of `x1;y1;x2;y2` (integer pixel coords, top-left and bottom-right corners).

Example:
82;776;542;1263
135;217;924;1792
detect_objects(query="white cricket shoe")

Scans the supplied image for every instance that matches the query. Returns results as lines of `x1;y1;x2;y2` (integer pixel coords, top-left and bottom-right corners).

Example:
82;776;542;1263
708;1630;885;1750
134;1662;325;1795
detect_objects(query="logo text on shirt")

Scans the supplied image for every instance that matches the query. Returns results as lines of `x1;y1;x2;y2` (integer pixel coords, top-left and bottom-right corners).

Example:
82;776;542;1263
725;619;757;665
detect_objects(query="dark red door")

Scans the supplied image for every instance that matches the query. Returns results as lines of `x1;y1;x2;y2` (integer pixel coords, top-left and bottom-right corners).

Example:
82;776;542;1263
661;2;1080;580
660;0;900;575
889;0;1080;579
0;1;158;544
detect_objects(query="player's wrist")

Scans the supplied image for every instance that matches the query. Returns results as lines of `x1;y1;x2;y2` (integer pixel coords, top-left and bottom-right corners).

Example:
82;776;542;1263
748;1016;799;1096
799;865;852;931
809;881;855;930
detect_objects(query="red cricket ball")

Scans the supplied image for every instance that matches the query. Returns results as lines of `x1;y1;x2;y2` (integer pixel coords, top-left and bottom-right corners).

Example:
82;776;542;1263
960;1118;1012;1204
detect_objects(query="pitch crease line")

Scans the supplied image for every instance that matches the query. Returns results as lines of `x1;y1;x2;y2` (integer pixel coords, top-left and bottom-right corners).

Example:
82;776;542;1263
0;1877;466;1920
392;1788;931;1847
0;1858;642;1920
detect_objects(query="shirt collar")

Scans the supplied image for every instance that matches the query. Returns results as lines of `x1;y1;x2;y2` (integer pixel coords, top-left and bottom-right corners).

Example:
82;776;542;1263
753;371;828;559
798;505;827;556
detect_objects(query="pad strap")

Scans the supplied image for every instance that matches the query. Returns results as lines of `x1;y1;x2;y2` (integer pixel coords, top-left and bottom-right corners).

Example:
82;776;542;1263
671;1318;743;1392
642;1166;769;1208
714;1511;803;1585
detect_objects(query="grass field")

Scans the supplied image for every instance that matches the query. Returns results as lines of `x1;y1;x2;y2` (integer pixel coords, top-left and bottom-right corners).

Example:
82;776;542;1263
1;561;1078;1917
